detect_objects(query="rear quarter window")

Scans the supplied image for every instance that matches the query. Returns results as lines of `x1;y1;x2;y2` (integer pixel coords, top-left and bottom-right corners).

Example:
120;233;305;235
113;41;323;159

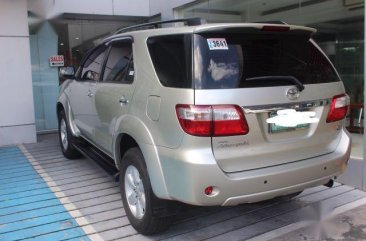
147;34;192;88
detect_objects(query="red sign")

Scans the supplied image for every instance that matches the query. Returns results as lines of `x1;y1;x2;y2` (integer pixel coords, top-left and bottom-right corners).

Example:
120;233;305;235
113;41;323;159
49;55;64;67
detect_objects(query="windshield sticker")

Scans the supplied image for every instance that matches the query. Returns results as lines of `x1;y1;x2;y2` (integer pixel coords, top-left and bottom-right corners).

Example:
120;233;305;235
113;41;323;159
207;38;228;50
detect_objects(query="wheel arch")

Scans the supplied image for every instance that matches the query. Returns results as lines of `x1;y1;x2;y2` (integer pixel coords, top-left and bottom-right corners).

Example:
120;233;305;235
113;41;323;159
113;116;170;199
115;133;138;170
56;102;64;119
57;93;81;137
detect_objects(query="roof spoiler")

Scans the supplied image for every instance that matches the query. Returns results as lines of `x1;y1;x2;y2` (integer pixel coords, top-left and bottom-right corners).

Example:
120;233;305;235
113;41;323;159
194;23;316;35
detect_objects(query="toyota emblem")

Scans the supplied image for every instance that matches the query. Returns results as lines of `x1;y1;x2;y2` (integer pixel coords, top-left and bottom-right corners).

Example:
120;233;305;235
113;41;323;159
286;87;300;100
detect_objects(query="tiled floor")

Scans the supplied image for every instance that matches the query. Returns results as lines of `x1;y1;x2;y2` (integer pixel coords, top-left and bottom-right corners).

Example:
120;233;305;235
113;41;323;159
337;133;364;189
0;146;90;241
270;202;366;241
1;134;366;241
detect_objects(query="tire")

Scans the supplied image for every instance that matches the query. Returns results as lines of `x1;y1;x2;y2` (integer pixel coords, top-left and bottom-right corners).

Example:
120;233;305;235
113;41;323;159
58;110;81;159
120;147;174;234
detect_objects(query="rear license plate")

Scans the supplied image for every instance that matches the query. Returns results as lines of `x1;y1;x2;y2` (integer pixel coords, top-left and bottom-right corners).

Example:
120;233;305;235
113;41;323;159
268;111;310;134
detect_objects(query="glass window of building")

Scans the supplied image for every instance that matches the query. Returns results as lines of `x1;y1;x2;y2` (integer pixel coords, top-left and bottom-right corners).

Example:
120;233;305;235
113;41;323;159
28;15;147;132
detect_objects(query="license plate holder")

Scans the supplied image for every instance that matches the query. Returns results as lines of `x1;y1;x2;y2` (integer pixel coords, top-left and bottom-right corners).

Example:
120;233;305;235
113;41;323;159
268;110;310;134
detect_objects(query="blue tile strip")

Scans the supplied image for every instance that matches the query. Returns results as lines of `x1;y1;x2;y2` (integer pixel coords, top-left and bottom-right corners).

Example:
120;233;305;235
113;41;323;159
0;146;91;241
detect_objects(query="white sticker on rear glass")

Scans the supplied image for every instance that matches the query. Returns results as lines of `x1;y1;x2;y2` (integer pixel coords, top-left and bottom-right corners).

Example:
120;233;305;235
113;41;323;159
207;38;228;50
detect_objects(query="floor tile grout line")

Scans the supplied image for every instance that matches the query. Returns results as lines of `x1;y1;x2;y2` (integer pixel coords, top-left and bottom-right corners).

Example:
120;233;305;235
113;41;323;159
1;180;119;206
0;177;117;197
0;186;122;211
0;172;109;190
1;197;126;226
1;201;127;236
0;183;120;215
18;144;104;241
0;168;109;188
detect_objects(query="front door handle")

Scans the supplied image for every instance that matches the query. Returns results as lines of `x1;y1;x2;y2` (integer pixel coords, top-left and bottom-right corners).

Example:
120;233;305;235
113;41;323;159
87;90;94;97
119;96;129;105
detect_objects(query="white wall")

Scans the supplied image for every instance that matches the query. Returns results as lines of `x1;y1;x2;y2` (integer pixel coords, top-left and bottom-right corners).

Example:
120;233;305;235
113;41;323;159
28;0;150;19
0;0;36;146
243;0;363;26
149;0;196;19
113;0;150;16
27;0;196;20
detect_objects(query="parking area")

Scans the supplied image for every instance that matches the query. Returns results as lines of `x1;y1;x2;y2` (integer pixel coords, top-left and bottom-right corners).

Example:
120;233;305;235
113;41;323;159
1;133;366;241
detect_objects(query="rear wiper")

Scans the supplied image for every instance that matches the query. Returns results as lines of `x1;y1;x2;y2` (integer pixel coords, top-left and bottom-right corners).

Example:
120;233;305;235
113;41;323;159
246;76;305;92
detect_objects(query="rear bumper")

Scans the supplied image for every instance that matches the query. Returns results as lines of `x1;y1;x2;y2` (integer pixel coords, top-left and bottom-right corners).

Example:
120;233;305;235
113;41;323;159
158;129;351;206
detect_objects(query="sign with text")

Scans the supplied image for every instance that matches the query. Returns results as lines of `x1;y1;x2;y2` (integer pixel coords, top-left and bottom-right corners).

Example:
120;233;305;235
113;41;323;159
49;55;64;67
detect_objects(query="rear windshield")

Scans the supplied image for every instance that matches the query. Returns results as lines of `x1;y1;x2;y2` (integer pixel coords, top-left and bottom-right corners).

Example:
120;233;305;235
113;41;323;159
194;33;340;89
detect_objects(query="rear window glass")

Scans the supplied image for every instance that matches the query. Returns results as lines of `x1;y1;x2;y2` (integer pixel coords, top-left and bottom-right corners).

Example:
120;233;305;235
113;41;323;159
147;34;192;88
194;33;340;89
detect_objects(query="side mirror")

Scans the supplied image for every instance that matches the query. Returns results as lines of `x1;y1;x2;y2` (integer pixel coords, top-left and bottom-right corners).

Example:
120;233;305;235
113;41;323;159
59;66;75;78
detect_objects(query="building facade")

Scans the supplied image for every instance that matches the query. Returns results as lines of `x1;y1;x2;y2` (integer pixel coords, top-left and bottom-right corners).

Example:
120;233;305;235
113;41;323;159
0;0;364;146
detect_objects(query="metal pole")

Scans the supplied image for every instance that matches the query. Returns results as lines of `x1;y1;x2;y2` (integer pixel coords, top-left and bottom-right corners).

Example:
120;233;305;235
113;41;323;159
363;6;366;190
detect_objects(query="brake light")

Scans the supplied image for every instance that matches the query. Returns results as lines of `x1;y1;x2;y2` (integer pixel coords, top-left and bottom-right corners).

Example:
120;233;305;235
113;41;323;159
213;105;248;136
176;105;212;136
262;25;290;32
326;94;349;123
176;105;249;137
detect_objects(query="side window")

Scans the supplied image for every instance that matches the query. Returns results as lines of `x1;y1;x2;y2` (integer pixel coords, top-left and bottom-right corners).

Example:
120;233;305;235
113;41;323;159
80;46;108;81
147;34;192;88
102;40;134;84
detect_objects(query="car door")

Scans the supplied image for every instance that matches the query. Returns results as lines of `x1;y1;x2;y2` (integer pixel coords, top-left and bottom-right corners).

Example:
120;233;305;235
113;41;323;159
93;38;136;154
68;45;108;141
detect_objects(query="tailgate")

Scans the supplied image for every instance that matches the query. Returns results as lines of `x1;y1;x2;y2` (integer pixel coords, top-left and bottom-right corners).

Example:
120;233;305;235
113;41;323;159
193;27;346;172
196;84;345;172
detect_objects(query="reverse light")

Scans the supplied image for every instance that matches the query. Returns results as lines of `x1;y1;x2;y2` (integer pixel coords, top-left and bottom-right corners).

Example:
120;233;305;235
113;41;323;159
326;94;349;123
213;105;248;136
176;104;249;137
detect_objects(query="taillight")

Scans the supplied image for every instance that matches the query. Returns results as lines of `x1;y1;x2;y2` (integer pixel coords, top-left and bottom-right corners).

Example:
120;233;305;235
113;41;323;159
213;105;248;136
176;105;212;136
176;104;249;137
326;94;349;123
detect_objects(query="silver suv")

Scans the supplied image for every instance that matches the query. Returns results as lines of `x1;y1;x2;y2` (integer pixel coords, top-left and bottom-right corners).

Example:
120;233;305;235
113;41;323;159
57;18;351;234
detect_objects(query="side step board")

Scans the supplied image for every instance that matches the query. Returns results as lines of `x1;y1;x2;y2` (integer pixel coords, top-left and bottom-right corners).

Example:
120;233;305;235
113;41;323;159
73;141;118;176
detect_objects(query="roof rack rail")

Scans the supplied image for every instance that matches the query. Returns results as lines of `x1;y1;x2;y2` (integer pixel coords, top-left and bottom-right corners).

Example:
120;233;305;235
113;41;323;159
114;17;206;35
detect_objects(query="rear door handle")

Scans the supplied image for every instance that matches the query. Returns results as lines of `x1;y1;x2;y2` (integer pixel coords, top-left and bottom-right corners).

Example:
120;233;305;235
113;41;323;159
119;96;129;105
87;90;94;97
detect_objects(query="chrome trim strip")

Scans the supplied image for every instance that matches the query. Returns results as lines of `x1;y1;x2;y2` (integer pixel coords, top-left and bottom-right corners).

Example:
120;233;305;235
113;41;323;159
105;36;133;45
243;99;331;114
